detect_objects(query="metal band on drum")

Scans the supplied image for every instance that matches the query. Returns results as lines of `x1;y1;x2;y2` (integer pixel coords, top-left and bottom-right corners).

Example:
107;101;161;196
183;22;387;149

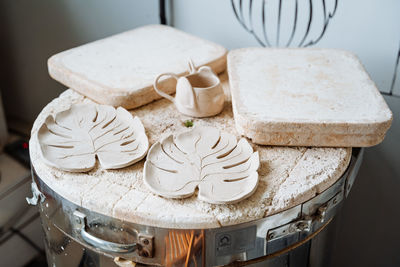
30;148;363;266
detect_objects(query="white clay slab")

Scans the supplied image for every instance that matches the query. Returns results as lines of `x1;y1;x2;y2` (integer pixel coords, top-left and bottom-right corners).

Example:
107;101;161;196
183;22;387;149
48;25;227;109
37;104;148;172
228;48;393;147
144;126;259;204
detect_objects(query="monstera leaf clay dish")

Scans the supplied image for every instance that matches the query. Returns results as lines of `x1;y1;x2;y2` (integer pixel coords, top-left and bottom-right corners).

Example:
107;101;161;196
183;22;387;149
144;126;260;204
36;104;148;172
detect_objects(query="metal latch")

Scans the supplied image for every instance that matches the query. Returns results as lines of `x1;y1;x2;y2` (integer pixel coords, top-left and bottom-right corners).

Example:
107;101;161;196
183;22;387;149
267;219;311;241
315;190;343;223
267;191;343;241
26;182;45;206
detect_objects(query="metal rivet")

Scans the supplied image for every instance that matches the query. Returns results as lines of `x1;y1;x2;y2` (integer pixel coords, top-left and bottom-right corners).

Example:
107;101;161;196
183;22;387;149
268;233;275;240
298;222;309;230
140;250;149;257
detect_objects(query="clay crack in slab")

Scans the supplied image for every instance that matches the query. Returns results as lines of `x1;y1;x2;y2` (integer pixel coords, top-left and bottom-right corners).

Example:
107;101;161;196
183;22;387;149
110;191;128;214
263;148;307;217
107;173;138;189
285;148;308;178
111;186;151;222
80;175;103;206
215;217;223;227
132;193;151;212
130;175;149;192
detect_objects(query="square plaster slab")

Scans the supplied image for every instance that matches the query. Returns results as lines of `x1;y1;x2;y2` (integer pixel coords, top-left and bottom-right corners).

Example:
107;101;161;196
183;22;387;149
48;24;227;109
228;48;392;147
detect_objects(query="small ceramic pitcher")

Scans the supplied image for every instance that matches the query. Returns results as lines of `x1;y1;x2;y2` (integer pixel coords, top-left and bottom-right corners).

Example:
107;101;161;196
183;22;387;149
153;61;224;117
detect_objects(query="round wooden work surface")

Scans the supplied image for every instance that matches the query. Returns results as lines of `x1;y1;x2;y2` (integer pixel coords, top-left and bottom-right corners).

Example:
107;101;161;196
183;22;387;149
30;74;351;229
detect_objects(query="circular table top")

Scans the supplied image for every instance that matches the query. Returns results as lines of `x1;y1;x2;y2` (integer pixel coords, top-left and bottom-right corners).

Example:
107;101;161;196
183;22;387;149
30;75;351;229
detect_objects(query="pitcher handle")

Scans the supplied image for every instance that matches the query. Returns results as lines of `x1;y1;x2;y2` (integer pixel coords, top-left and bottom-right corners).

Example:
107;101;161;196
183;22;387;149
198;65;213;73
153;73;178;103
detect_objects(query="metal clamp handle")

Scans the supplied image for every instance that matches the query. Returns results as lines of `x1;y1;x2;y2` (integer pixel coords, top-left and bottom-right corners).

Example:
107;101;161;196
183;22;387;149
267;190;343;241
73;211;138;254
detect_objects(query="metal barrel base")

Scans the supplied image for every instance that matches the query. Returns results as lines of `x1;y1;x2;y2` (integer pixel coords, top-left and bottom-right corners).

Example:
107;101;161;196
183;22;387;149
32;148;363;267
41;216;340;267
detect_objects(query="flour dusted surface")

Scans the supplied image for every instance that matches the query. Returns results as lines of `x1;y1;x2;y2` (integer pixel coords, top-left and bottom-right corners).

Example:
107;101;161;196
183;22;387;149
30;81;351;229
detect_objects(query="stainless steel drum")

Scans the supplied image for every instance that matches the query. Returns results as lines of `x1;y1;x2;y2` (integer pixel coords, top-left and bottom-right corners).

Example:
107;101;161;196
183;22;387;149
29;148;363;267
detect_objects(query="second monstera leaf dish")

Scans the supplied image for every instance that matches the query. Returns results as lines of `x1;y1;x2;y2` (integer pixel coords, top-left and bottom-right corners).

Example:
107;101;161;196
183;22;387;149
144;126;260;204
37;103;148;172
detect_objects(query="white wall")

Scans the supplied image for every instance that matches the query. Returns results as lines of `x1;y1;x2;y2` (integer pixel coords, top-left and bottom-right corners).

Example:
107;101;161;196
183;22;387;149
3;0;398;122
172;0;400;95
0;0;159;124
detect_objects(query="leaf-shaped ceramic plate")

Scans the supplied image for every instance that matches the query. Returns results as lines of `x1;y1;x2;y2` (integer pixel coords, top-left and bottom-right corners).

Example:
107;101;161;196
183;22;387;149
37;104;148;172
144;126;259;204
